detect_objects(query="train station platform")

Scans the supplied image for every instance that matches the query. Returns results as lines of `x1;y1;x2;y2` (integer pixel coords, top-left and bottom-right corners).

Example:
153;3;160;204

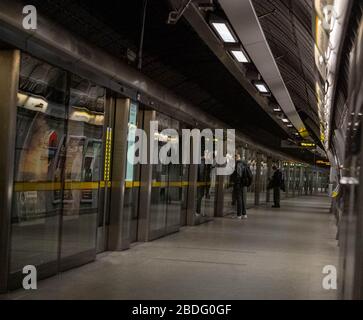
2;195;338;300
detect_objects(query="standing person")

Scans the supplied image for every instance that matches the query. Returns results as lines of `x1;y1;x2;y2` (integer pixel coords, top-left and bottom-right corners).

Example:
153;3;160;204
231;154;252;219
196;155;206;217
271;165;283;208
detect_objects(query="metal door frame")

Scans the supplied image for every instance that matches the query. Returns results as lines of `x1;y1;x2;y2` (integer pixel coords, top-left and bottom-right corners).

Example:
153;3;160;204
0;49;20;293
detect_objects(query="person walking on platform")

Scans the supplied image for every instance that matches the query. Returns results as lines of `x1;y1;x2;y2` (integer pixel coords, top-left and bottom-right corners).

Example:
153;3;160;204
270;165;284;208
231;154;253;219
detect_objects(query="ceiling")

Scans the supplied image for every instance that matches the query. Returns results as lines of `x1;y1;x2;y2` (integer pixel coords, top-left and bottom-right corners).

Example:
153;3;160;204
19;0;323;162
251;0;320;141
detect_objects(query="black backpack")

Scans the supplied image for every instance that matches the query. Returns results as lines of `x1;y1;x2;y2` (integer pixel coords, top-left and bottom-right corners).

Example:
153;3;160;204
233;162;253;187
241;166;253;187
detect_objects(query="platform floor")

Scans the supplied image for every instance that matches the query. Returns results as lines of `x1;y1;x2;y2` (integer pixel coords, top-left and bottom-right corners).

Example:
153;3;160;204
2;195;339;300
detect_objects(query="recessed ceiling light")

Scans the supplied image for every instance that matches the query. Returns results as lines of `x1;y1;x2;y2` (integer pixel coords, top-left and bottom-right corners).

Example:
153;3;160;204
211;22;238;43
282;118;289;123
253;81;270;94
287;124;293;128
230;49;249;63
273;108;282;112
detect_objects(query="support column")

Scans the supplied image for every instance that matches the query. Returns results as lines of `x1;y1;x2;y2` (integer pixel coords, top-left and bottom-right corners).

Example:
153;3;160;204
286;163;290;197
292;166;296;197
187;164;198;225
255;153;262;205
316;171;320;194
0;50;20;293
215;175;225;217
108;98;131;250
215;137;228;217
299;167;304;196
266;157;272;203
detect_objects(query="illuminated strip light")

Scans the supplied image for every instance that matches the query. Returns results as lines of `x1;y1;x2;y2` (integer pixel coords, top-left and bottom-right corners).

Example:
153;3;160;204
230;49;249;63
211;22;238;43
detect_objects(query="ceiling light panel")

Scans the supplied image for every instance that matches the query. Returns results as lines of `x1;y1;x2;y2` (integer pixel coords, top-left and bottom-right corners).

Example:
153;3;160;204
254;82;269;94
230;50;249;63
211;22;237;43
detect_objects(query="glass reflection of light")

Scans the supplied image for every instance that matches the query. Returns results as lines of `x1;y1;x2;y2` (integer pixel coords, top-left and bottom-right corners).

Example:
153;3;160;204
17;93;48;112
70;109;104;126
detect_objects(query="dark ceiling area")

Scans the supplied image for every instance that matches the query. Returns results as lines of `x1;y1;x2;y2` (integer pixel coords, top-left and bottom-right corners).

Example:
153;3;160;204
24;0;322;162
251;0;320;142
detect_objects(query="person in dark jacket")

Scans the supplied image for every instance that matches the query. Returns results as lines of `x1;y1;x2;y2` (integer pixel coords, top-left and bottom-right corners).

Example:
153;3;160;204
231;154;252;219
271;165;283;208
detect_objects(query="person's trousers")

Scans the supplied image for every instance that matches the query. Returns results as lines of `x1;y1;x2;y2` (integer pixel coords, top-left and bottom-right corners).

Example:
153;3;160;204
233;184;246;216
273;187;280;207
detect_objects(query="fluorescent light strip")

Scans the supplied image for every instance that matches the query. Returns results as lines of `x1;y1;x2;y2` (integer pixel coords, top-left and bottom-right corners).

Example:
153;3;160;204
230;50;249;63
273;108;282;112
211;22;237;43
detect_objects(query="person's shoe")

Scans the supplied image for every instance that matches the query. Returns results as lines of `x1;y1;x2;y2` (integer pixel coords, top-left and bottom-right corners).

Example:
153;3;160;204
242;215;248;219
195;212;201;217
237;216;242;220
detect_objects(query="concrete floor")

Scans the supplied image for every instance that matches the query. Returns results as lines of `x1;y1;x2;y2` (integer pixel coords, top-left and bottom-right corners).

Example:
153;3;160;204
2;195;339;300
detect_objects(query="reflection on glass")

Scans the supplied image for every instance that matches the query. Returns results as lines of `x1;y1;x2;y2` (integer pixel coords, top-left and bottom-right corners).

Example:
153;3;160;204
195;144;216;219
180;164;190;226
61;74;105;260
259;158;268;204
281;162;289;199
247;151;257;207
124;101;140;243
11;54;67;272
149;113;183;237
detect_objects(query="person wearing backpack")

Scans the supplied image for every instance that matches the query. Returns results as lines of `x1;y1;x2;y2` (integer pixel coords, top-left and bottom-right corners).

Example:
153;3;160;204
231;154;253;220
271;165;283;208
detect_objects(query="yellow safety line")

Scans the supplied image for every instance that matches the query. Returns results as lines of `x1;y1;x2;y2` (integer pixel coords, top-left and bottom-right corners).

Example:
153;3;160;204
14;182;62;192
14;180;192;192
